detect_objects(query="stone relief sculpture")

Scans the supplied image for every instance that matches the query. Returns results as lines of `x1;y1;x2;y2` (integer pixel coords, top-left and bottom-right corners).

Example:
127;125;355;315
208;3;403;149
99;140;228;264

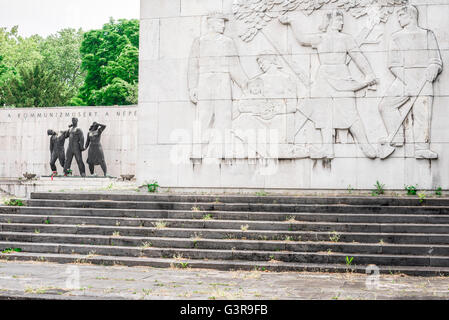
85;122;108;176
188;12;248;159
185;1;443;163
63;117;86;177
378;5;443;160
280;10;378;159
232;52;300;159
47;129;69;174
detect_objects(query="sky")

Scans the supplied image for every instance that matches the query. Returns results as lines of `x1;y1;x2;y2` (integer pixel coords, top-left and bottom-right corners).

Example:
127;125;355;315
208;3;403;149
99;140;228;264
0;0;140;37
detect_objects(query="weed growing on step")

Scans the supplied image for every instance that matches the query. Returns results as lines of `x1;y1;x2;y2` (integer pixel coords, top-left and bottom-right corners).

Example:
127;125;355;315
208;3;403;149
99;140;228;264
405;185;418;196
202;214;213;220
285;216;297;223
347;185;354;194
141;242;152;249
112;231;121;237
1;248;22;254
4;199;24;206
173;253;184;260
191;232;202;241
153;221;168;229
240;224;249;232
34;229;40;234
418;193;426;204
329;231;341;243
191;206;201;212
379;239;385;245
345;256;354;266
255;191;268;196
371;181;385;196
115;221;121;226
146;181;159;193
435;187;443;196
44;219;51;225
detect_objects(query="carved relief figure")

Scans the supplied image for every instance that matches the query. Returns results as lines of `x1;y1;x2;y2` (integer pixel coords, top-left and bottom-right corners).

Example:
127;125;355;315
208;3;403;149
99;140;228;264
63;117;86;177
188;12;248;159
378;5;443;159
280;10;378;159
85;122;107;176
233;52;299;158
47;129;69;174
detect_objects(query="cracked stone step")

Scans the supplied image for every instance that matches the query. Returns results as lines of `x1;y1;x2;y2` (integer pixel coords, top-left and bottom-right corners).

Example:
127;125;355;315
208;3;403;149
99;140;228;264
1;214;449;234
4;207;449;223
2;232;449;256
30;192;449;207
24;199;449;214
2;241;449;268
1;251;449;277
1;223;449;245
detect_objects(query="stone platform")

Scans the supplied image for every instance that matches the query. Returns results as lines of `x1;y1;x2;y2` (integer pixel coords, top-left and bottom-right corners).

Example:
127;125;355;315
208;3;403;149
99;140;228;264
0;177;136;198
1;192;449;276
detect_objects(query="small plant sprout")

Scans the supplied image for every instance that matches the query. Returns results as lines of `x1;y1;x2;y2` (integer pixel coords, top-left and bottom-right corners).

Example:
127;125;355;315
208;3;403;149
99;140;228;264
285;216;296;223
202;214;213;220
34;229;40;234
146;181;159;193
141;242;152;249
372;181;385;196
4;199;24;206
240;224;249;232
345;256;354;266
112;231;120;237
418;193;426;204
44;219;51;225
255;190;268;196
405;185;418;196
435;187;443;196
153;221;168;229
347;185;354;194
329;231;341;243
191;206;201;212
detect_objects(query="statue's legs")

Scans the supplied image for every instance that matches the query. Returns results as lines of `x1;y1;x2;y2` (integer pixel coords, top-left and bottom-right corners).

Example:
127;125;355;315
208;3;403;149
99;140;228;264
74;150;86;176
379;96;408;147
349;118;377;159
89;164;95;175
63;150;74;175
413;96;437;159
50;152;58;172
58;150;65;169
100;161;107;176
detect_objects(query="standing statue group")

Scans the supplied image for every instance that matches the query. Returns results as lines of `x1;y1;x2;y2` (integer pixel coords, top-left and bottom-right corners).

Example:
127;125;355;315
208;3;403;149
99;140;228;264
47;118;107;177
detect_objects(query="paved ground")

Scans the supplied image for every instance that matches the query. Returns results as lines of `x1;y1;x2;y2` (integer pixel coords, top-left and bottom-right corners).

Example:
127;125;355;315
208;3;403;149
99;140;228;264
0;261;448;300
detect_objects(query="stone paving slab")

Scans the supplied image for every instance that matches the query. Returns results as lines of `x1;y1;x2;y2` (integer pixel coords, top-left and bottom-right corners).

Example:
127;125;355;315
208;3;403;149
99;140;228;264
0;261;448;300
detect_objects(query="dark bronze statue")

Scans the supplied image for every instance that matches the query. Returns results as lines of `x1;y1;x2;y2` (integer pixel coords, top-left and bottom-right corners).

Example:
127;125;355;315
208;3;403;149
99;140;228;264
85;122;107;176
47;129;69;174
63;117;86;177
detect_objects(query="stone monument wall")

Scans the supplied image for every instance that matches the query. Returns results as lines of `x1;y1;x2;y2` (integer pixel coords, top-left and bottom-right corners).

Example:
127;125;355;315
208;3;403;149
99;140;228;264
0;106;137;178
139;0;449;190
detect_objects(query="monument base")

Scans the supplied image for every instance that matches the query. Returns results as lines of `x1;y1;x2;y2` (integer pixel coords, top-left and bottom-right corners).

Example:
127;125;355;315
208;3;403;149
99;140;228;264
0;177;137;199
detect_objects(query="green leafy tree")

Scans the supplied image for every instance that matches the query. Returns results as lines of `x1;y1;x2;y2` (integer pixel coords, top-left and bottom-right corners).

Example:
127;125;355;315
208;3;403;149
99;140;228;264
39;28;85;101
4;63;68;108
78;18;139;106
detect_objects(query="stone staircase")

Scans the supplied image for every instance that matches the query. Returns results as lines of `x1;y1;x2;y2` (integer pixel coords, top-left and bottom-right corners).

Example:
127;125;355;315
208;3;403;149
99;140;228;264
1;192;449;276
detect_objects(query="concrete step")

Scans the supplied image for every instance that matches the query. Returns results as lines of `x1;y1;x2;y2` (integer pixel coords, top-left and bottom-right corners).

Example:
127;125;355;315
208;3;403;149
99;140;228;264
1;214;449;234
1;251;449;276
2;232;449;256
4;207;449;224
1;223;449;244
25;199;449;214
30;192;449;207
1;241;448;267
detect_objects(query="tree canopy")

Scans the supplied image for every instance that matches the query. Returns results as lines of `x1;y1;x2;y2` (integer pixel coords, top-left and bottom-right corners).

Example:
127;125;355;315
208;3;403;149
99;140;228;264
78;18;139;106
0;18;139;108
